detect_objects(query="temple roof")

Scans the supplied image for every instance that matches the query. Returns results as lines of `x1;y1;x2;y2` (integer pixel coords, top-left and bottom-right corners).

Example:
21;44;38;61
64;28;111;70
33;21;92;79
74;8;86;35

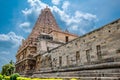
28;7;61;39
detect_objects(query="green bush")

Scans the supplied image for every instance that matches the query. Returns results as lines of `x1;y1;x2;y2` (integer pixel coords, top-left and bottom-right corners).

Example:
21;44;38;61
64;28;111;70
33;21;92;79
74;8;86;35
10;73;20;80
0;74;3;80
0;74;10;80
5;76;10;80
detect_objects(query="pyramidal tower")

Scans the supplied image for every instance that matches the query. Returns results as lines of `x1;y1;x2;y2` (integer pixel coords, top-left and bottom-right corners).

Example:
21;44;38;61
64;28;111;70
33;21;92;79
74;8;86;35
28;7;61;39
15;7;78;76
16;7;62;58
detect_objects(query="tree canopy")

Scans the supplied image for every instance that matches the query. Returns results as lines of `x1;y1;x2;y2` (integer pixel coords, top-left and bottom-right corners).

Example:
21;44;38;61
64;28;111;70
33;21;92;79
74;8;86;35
1;60;15;76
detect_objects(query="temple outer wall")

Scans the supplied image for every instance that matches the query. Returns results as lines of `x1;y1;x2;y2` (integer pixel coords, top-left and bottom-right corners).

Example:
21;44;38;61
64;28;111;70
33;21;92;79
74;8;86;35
49;19;120;68
34;19;120;77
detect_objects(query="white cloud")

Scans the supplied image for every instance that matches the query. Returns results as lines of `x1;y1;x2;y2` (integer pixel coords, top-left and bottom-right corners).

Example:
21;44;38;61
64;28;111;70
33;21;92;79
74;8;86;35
22;8;32;16
28;0;39;7
75;11;97;21
19;22;30;28
62;1;70;10
0;34;10;41
20;0;49;33
52;6;70;24
52;0;60;5
21;0;48;17
69;25;78;31
53;6;97;25
0;32;24;47
0;32;23;70
52;6;97;34
21;0;98;35
19;22;32;33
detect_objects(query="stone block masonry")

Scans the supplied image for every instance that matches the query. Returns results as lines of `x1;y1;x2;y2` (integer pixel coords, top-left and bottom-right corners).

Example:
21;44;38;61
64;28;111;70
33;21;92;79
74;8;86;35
34;18;120;79
15;7;120;80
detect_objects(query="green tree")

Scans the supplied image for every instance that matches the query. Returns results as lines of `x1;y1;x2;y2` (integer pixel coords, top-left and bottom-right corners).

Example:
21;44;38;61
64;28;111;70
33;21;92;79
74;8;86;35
1;60;15;76
10;60;14;65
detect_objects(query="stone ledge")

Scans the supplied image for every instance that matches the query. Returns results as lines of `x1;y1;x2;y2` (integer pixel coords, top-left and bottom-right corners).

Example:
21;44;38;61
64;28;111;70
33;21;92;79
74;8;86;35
33;62;120;73
15;58;36;65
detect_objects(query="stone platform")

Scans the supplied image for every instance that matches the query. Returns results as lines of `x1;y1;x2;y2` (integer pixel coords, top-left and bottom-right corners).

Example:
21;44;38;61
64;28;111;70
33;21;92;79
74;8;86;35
32;62;120;80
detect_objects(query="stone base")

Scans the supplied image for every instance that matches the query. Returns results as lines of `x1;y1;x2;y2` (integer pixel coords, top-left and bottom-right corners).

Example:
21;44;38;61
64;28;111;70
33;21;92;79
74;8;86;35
31;62;120;79
32;68;120;80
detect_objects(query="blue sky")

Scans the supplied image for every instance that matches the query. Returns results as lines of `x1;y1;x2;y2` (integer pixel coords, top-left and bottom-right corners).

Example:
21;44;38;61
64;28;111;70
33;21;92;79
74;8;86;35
0;0;120;70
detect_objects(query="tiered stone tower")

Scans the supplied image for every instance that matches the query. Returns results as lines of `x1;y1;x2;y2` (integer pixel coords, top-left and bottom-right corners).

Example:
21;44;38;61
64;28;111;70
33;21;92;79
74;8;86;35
15;7;77;76
28;7;61;39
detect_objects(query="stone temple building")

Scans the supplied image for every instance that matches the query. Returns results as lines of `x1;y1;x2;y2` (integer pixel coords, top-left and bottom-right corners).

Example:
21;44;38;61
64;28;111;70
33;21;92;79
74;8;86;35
15;7;120;78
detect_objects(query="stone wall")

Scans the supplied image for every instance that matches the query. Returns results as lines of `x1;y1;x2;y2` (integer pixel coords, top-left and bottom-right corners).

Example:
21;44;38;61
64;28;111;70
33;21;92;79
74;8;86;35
50;30;78;43
36;19;120;71
37;39;63;55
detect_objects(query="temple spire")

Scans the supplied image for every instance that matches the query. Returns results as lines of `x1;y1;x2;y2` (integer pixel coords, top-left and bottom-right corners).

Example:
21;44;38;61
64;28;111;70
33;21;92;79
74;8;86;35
28;7;61;39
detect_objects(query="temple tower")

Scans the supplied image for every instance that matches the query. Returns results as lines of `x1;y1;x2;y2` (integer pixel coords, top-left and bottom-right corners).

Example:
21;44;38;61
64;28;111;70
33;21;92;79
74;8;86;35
15;7;78;76
28;7;61;39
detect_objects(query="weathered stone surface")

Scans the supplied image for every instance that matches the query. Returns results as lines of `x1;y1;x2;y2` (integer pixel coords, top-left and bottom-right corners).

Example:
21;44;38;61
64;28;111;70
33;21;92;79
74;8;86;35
32;19;120;78
15;7;120;79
